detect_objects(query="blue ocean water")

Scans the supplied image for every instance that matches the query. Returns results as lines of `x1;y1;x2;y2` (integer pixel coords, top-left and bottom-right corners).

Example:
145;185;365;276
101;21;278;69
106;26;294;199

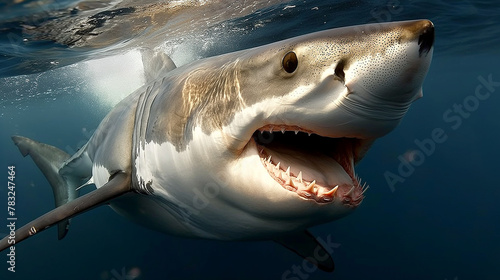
0;0;499;279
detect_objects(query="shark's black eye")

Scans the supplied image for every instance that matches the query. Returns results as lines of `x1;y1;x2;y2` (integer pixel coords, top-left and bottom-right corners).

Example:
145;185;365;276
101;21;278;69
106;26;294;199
282;51;298;73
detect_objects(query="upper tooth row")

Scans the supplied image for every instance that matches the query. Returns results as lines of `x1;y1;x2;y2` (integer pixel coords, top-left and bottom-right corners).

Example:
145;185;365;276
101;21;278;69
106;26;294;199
261;127;311;136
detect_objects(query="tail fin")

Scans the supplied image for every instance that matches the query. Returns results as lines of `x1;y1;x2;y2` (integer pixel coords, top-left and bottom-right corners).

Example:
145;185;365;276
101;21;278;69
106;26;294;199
12;136;79;240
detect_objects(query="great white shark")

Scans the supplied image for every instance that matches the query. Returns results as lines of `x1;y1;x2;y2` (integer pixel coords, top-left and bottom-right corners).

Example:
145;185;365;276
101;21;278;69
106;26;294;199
0;20;434;272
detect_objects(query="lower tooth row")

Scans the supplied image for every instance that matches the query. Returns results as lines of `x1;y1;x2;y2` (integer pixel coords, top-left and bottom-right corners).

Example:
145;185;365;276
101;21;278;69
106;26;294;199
263;159;340;197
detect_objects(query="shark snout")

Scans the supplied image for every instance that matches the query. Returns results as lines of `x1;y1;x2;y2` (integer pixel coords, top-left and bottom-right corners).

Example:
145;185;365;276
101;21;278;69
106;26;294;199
284;20;436;139
391;19;434;55
337;20;434;126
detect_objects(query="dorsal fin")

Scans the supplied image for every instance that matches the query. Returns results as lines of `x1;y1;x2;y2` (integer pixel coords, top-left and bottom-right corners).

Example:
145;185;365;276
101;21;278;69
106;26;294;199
140;48;176;84
0;172;131;251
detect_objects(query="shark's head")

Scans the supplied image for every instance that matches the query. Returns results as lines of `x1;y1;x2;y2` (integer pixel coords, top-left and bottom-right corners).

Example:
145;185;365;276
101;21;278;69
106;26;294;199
137;20;434;239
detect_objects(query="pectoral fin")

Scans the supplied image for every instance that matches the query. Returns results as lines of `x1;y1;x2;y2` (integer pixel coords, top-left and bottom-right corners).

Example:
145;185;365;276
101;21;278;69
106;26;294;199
275;230;335;272
0;172;131;251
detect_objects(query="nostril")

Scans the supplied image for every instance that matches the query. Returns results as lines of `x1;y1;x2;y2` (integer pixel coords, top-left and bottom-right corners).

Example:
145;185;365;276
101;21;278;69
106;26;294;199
418;21;434;57
334;60;346;82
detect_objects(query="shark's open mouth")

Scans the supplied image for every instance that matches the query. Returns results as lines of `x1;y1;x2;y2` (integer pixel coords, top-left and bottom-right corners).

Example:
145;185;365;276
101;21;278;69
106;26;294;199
253;125;369;206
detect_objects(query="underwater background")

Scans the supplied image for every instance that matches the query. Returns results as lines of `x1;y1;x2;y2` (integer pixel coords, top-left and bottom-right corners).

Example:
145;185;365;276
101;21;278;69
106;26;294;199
0;0;499;279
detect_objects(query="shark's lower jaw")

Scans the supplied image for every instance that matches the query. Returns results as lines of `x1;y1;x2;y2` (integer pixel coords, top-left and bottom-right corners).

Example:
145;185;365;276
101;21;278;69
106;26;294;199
253;125;369;206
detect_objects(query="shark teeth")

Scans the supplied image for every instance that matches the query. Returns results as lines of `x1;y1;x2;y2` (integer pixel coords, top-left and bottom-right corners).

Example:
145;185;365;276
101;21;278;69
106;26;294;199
305;180;316;192
257;125;315;136
255;128;366;206
323;185;338;196
345;185;356;197
259;152;365;205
